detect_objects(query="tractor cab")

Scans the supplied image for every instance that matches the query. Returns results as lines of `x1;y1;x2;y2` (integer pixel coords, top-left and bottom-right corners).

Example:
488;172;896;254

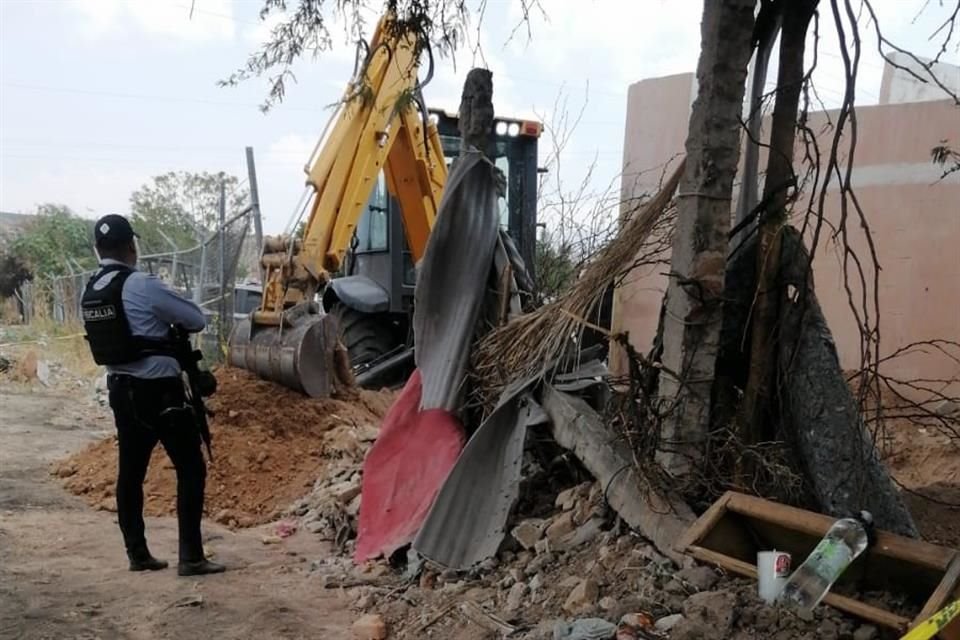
323;111;541;377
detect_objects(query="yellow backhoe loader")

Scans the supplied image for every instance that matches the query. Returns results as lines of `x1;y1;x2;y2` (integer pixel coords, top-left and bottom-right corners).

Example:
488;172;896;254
228;14;542;396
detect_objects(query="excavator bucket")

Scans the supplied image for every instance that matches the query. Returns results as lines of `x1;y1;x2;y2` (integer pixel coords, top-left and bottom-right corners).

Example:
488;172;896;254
227;312;341;398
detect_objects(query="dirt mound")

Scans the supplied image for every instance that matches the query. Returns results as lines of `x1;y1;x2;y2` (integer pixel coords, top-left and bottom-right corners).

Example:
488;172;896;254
54;368;393;527
882;418;960;547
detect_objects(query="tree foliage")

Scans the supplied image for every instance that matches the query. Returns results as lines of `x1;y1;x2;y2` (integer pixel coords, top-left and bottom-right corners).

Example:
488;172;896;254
222;0;470;110
8;204;95;279
223;0;545;110
534;232;576;303
932;140;960;180
129;171;248;254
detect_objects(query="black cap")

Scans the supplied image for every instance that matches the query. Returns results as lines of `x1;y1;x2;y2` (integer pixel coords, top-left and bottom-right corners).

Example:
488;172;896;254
94;214;138;249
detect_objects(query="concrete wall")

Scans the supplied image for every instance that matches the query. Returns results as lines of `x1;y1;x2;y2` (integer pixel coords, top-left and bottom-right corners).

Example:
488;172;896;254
609;74;694;375
879;53;960;105
613;70;960;392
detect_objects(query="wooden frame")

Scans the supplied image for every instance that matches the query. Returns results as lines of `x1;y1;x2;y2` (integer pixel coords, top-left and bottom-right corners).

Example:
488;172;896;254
677;492;959;636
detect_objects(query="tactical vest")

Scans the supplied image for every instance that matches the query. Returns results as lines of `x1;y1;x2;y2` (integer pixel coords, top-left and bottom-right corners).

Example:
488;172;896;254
81;264;172;365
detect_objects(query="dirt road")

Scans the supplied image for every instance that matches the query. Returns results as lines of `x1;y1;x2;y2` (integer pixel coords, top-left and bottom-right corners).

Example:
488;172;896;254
0;388;356;640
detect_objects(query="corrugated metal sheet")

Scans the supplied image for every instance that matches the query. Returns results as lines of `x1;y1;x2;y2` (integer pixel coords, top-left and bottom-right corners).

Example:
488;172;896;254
414;151;500;411
354;151;500;562
413;378;546;569
353;371;465;562
413;359;610;569
553;359;609;392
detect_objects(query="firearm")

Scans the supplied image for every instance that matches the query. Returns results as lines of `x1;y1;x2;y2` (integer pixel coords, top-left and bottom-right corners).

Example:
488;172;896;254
171;327;216;462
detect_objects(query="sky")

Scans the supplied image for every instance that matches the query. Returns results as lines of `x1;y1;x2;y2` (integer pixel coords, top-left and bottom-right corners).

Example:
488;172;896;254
1;0;957;238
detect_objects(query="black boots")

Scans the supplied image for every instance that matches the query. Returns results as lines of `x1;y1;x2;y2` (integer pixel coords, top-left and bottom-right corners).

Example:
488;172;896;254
177;559;227;576
127;546;169;572
128;544;226;576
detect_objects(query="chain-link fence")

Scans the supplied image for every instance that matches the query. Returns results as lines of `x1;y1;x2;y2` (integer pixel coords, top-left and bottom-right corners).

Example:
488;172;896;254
18;208;254;360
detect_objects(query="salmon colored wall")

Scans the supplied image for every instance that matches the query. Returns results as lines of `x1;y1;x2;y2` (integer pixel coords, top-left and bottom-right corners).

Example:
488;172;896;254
610;74;693;375
614;77;960;394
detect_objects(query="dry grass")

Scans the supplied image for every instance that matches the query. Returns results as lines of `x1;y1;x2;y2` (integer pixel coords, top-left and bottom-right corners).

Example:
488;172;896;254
470;159;685;409
1;319;99;381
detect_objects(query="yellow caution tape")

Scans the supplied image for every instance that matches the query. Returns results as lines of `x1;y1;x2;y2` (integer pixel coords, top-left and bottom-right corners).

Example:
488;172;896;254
0;332;86;348
899;600;960;640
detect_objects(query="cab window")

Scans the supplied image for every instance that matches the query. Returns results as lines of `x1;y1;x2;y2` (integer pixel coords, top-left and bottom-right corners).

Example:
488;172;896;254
354;175;389;252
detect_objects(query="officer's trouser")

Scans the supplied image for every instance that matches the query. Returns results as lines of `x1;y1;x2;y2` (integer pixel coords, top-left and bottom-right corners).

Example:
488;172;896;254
107;374;206;562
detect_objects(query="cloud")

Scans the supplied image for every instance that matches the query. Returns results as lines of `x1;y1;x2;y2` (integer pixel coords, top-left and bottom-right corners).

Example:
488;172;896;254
70;0;235;42
503;0;702;90
243;9;286;46
0;160;152;219
264;133;316;168
255;133;321;232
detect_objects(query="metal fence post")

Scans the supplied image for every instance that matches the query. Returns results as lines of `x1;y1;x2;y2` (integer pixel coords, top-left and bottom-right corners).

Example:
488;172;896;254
218;178;227;347
246;146;264;255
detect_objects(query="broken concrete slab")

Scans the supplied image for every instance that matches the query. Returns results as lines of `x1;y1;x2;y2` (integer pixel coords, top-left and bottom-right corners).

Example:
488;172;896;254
556;482;591;511
676;565;720;591
352;613;387;639
512;518;548;550
559;518;605;550
545;511;577;544
682;590;737;634
655;613;685;632
562;578;600;615
504;581;529;612
541;385;695;566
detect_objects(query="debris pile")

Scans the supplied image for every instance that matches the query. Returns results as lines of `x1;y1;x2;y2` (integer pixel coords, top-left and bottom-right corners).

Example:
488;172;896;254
54;368;393;526
0;348;48;384
307;478;908;640
289;457;366;547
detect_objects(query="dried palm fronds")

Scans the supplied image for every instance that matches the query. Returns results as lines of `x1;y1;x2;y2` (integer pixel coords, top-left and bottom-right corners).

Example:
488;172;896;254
471;158;686;409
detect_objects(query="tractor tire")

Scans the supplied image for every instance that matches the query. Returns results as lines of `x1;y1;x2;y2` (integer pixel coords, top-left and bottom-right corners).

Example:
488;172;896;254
330;305;397;369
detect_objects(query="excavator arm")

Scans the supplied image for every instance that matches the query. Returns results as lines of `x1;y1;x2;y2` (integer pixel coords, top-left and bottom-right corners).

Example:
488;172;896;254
229;15;447;396
257;14;447;326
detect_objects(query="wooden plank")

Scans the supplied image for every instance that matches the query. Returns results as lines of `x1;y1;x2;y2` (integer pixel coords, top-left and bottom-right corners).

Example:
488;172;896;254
906;554;960;640
917;554;960;624
726;492;953;571
688;545;911;631
542;385;695;566
676;491;732;552
686;544;758;578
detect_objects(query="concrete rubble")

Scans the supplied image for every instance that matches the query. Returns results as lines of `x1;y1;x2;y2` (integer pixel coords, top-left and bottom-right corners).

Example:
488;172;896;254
352;613;387;639
48;351;937;639
294;469;914;639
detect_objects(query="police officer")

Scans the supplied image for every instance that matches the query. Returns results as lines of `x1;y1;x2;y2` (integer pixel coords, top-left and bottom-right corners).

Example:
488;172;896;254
81;214;225;576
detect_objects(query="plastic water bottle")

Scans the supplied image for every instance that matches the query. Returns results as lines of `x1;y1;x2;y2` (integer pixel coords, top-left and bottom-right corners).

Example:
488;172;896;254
778;511;874;612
